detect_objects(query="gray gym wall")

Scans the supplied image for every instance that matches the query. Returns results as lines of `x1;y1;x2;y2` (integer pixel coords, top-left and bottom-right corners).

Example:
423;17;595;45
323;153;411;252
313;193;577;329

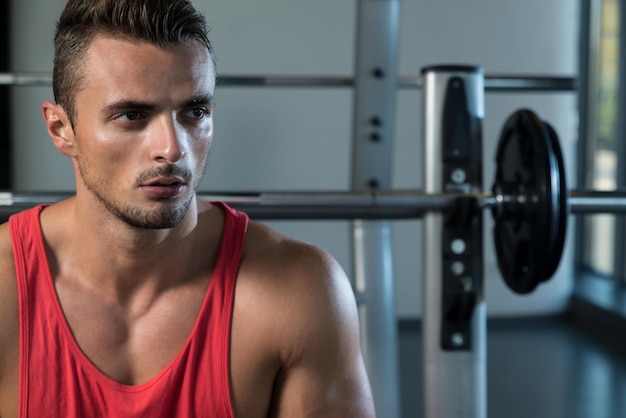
10;0;579;319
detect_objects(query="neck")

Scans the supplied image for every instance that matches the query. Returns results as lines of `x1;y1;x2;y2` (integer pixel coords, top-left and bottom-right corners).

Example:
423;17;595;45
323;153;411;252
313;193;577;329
42;196;216;301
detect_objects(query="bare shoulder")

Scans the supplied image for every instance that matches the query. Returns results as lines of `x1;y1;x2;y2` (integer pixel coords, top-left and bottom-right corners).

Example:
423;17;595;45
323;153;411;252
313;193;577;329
0;220;17;311
243;220;342;272
237;220;375;417
0;219;14;260
238;220;358;343
0;221;18;377
0;220;18;325
241;220;354;310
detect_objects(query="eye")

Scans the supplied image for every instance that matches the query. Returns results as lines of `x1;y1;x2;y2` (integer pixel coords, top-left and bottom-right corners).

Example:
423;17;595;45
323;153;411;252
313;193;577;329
115;111;144;122
183;107;210;120
192;108;207;118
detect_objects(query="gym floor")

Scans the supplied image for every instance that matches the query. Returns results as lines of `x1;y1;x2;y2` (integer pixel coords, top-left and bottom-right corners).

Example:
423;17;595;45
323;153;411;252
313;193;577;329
398;311;626;418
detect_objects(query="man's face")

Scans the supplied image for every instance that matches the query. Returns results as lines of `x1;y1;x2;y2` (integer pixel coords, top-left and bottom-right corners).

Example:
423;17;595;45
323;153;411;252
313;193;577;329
70;35;216;229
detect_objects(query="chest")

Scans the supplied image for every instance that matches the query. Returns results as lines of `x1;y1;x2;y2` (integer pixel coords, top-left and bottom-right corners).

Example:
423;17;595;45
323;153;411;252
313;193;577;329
52;276;278;417
1;277;281;418
55;279;209;386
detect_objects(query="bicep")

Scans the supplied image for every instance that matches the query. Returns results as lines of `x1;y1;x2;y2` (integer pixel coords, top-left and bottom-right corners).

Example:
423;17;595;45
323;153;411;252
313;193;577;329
273;355;374;417
271;249;375;417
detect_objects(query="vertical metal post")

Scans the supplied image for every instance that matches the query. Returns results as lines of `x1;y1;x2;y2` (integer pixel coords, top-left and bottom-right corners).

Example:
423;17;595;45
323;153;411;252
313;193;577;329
422;66;486;418
351;1;401;417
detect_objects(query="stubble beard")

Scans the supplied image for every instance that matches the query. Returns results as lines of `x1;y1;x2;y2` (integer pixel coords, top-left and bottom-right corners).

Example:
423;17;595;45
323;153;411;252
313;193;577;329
99;192;194;230
76;154;198;230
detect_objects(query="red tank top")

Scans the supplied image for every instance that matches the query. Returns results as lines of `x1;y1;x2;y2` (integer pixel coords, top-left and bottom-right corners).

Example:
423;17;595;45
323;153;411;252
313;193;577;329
9;202;247;418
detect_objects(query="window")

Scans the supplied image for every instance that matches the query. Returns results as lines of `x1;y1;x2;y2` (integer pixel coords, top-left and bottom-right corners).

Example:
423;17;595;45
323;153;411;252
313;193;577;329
581;0;620;277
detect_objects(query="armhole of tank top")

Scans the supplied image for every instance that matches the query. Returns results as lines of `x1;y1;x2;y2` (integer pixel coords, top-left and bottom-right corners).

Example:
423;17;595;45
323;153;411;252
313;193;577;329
220;206;248;417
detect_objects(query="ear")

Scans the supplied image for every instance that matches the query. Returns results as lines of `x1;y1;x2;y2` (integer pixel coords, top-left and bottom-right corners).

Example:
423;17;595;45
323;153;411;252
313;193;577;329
42;101;77;157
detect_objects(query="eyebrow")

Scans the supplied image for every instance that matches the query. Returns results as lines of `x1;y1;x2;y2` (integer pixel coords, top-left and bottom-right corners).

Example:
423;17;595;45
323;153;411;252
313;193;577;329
102;100;156;114
102;94;216;114
187;94;216;108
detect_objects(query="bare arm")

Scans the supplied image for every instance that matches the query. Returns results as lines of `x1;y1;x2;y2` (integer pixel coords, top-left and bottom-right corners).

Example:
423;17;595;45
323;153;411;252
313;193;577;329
269;244;375;417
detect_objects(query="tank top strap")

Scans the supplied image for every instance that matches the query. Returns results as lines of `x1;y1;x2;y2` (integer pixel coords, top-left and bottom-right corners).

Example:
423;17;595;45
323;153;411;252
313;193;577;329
213;201;249;282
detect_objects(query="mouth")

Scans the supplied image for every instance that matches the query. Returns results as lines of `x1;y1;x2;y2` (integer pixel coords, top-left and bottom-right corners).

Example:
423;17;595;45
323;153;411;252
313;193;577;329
145;177;186;187
141;177;188;198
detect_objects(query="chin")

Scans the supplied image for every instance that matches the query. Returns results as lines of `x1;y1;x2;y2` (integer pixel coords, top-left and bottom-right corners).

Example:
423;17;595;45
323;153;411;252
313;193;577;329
115;197;195;230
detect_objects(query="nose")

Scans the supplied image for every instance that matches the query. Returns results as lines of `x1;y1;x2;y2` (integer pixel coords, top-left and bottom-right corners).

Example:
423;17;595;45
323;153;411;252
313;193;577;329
150;115;186;163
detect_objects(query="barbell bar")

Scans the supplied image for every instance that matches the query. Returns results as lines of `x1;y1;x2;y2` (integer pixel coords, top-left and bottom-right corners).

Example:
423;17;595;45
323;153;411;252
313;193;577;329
1;188;625;220
0;72;576;92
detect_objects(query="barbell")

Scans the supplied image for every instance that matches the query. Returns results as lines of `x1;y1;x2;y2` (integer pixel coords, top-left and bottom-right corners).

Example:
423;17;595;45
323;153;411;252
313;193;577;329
2;188;622;217
1;110;625;294
0;72;576;92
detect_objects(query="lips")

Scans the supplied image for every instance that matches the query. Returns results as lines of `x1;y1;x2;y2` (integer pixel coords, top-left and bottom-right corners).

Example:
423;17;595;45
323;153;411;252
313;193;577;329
145;177;185;187
141;177;187;198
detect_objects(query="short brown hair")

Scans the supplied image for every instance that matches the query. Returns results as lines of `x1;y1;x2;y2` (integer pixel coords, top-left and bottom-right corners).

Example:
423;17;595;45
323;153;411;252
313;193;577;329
53;0;215;125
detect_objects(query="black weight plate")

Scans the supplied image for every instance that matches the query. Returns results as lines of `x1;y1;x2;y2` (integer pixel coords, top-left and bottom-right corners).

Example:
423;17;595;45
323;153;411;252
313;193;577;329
542;121;568;279
492;109;562;294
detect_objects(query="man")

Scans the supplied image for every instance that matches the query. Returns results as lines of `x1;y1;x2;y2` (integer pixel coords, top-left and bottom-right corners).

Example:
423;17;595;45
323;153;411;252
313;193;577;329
0;0;375;416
